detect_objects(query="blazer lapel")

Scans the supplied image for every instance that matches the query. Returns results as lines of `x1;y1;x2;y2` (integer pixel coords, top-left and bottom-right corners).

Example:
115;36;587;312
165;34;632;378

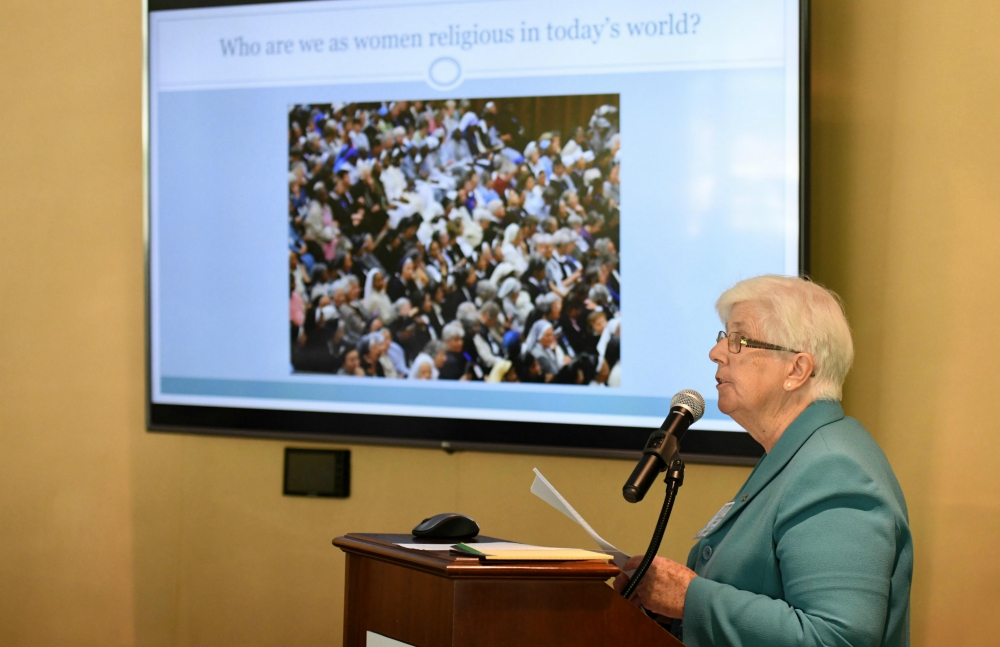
705;400;845;537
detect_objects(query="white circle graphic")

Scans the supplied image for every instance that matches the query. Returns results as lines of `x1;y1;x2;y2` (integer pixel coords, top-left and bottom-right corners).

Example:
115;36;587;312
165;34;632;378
427;57;462;89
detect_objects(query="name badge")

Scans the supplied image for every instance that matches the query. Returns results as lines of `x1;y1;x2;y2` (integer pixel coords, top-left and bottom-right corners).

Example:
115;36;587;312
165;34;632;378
694;501;734;539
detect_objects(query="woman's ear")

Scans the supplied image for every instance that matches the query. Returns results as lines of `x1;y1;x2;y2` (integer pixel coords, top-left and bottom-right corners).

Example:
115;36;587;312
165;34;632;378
785;353;815;391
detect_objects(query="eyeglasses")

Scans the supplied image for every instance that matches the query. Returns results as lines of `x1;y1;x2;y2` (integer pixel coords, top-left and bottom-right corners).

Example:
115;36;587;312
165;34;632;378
716;331;802;355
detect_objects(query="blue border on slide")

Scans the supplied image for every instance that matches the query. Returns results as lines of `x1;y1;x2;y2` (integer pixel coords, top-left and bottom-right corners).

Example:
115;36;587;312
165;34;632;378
161;376;725;420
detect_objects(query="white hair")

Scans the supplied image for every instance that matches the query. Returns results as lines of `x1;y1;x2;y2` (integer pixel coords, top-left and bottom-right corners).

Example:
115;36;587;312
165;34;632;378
588;283;610;305
456;302;479;329
442;321;465;342
534;291;561;314
716;275;854;401
479;302;501;319
331;279;348;298
552;228;578;246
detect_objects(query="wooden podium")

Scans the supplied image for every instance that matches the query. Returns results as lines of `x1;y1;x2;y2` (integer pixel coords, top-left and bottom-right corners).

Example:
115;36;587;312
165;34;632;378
334;534;683;647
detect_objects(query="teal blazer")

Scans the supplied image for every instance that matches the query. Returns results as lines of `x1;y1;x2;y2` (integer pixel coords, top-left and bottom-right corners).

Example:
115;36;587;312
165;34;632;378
680;401;912;647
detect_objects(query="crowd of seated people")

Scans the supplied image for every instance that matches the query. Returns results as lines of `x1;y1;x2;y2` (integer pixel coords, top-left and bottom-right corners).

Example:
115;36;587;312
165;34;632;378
288;98;622;385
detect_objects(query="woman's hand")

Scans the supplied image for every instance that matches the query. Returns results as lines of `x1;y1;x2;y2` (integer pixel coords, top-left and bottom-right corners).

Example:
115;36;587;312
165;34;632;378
612;556;697;619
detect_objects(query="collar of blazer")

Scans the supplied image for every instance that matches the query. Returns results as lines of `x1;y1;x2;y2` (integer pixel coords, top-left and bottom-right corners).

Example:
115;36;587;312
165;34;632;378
706;400;846;538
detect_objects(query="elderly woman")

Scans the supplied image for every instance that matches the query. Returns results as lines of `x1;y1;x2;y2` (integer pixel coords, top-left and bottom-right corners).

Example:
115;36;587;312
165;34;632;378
363;268;395;325
522;320;568;381
498;277;532;333
407;353;438;380
438;321;470;380
616;276;912;647
500;222;529;275
523;290;562;334
337;276;368;347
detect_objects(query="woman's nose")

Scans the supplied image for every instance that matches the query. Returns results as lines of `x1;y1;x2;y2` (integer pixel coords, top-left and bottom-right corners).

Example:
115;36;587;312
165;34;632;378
709;340;727;364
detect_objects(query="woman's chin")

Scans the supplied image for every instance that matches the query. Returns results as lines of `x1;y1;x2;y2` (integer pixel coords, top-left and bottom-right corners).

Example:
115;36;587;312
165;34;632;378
716;390;737;415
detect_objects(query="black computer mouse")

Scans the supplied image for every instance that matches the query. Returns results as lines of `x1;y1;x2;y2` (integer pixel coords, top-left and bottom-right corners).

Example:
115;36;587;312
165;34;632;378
411;512;480;539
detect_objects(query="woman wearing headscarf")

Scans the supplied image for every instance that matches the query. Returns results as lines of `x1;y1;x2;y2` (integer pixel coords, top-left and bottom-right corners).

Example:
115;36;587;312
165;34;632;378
474;242;496;281
489;261;516;288
304;181;338;262
500;222;529;276
357;333;385;377
363;268;395;325
523;141;544;179
613;276;911;647
521;319;566;382
498;276;531;334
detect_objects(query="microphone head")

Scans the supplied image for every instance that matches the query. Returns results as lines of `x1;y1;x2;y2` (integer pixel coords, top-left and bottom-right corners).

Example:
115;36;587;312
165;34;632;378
671;389;705;423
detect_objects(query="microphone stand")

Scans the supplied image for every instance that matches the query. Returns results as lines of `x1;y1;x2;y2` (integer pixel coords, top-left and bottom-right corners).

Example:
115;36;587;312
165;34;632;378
620;457;686;603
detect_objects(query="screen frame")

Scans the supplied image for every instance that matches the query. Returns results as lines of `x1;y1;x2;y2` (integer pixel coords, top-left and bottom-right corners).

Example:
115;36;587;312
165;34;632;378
144;0;811;465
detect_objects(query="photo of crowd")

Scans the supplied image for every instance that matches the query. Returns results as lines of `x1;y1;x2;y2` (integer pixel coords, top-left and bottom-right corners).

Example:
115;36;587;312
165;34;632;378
288;95;621;385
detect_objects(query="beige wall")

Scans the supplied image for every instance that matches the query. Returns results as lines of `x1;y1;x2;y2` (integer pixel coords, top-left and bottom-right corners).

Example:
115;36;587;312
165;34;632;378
1;0;999;645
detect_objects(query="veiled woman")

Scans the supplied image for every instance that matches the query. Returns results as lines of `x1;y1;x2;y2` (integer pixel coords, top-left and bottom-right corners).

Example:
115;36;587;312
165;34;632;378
500;222;529;275
363;268;394;326
521;320;567;382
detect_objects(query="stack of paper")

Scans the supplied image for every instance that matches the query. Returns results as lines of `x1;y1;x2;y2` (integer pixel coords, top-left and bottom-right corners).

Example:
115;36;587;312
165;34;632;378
451;542;612;561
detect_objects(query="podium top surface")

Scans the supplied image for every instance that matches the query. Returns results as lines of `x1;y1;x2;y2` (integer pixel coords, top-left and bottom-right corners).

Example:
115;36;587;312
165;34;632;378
334;533;621;581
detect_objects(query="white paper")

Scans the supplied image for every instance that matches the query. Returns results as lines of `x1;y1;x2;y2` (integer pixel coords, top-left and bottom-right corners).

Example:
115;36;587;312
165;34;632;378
531;468;630;568
396;541;575;552
366;631;414;647
394;542;456;551
458;542;584;552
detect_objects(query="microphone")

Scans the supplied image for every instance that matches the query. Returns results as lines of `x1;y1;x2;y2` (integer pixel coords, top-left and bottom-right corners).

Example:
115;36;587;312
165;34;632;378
622;389;705;503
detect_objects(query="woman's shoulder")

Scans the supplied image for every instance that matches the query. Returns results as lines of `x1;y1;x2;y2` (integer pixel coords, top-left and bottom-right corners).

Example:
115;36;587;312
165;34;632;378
801;416;893;476
782;415;908;518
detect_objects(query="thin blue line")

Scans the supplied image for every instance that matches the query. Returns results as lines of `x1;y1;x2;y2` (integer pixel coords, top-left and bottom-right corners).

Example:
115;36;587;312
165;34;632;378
161;376;725;418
